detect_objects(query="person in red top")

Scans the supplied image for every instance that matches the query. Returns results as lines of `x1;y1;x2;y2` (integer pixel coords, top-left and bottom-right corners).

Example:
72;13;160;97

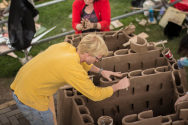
72;0;111;34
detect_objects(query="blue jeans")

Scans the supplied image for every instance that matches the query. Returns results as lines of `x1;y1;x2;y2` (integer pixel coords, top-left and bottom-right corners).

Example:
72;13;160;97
12;92;54;125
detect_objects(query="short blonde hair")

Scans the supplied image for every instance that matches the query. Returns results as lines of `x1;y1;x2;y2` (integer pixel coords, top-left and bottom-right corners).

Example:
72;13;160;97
77;34;108;57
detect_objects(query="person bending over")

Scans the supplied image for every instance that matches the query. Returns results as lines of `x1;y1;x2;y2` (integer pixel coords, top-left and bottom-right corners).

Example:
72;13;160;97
175;34;188;108
177;35;188;68
10;34;130;125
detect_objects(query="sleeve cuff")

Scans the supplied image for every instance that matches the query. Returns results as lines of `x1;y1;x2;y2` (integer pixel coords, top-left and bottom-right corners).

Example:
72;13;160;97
81;62;93;72
107;86;113;97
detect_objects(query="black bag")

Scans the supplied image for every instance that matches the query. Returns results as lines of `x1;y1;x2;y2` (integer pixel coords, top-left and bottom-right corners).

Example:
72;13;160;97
8;0;39;50
164;21;182;39
131;0;145;7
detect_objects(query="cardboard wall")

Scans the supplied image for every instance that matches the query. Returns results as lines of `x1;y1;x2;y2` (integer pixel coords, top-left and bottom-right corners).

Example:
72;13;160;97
58;27;188;125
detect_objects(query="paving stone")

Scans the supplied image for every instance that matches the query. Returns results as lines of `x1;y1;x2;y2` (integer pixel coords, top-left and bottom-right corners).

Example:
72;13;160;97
15;113;24;119
5;109;20;117
0;115;10;125
9;116;19;125
18;117;30;125
9;105;17;111
0;108;11;115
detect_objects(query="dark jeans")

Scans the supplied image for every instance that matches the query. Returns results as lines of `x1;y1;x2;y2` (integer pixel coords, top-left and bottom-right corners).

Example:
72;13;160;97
12;92;54;125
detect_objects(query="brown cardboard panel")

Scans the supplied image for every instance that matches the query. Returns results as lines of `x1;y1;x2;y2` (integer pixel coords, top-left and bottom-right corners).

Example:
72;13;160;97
58;29;188;125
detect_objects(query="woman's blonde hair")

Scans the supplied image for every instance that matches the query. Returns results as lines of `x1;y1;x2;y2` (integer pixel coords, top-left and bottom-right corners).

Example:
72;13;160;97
77;34;108;57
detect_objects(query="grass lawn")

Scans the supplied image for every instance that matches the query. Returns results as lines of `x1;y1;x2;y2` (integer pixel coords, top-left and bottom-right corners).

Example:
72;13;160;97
0;0;187;80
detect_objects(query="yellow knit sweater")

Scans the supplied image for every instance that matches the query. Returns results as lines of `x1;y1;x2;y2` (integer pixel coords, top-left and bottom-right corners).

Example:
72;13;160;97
11;42;113;111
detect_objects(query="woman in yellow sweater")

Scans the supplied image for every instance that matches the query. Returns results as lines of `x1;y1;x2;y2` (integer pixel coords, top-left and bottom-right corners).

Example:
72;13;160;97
10;34;130;125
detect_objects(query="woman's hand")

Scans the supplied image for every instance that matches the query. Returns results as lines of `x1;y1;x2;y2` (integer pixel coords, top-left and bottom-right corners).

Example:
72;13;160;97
112;77;130;92
76;24;83;31
101;70;122;81
81;18;95;30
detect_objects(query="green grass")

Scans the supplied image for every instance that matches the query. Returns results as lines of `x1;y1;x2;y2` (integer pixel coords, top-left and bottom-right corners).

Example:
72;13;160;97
0;0;187;78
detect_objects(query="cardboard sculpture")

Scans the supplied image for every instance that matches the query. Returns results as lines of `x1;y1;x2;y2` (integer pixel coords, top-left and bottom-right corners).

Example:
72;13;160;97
58;26;188;125
129;36;148;53
97;116;113;125
64;24;136;52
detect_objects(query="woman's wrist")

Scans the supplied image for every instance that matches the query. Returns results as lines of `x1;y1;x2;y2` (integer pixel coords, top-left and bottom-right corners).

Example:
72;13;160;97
112;84;118;93
93;23;98;29
97;23;101;29
98;68;103;74
76;24;83;31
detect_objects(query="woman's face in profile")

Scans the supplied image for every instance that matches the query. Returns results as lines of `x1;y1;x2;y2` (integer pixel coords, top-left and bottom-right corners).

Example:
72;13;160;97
84;0;94;5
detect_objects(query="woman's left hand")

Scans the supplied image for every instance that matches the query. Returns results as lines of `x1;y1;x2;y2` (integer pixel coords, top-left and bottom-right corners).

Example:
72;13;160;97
82;18;94;30
174;94;188;110
101;70;123;81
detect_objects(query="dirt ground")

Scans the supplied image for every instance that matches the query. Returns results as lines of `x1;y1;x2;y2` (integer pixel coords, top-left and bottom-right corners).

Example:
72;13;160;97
0;77;14;104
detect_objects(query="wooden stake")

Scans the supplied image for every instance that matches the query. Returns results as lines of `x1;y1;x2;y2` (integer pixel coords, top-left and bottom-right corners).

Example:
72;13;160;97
130;7;161;11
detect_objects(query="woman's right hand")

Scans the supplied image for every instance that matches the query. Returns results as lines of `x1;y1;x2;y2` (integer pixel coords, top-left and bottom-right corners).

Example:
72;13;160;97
112;77;130;92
